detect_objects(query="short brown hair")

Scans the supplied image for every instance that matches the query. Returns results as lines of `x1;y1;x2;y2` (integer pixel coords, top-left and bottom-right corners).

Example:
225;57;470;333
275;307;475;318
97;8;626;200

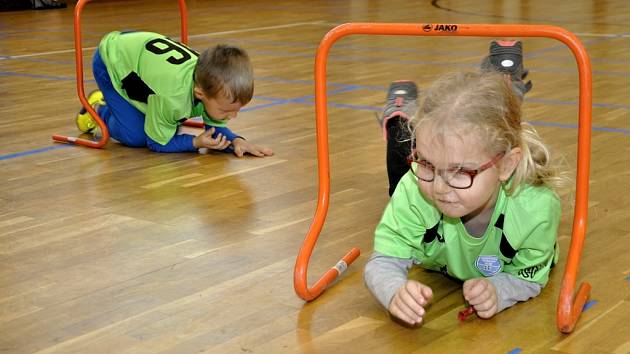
194;44;254;104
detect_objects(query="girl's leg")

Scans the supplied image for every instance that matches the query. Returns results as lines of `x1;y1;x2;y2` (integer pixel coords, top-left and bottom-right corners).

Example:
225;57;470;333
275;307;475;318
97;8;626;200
386;117;412;196
92;50;147;147
380;81;418;196
480;40;532;99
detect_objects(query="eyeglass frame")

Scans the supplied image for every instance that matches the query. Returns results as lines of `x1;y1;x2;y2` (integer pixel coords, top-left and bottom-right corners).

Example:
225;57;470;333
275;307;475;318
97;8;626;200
406;150;506;189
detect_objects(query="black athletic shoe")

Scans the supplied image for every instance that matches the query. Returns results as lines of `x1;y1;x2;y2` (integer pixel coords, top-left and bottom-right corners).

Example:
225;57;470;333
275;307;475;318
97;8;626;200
379;80;418;140
481;40;532;98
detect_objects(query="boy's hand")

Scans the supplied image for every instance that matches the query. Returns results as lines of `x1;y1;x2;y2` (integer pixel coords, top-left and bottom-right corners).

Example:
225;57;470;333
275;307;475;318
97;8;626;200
232;138;273;158
193;127;231;150
388;280;433;326
463;278;498;319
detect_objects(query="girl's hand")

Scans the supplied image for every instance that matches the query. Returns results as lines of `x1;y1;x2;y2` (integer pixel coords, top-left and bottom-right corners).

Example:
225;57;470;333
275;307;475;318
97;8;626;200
232;138;273;158
193;127;231;150
388;280;433;326
463;278;498;319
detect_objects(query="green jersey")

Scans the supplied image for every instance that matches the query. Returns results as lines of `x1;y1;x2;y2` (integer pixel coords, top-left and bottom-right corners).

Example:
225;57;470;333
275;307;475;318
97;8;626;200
374;172;561;286
98;31;227;145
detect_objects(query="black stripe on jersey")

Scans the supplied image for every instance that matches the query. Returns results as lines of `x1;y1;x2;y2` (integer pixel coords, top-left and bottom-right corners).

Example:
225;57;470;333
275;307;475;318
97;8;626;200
121;72;155;103
494;213;505;230
495;213;517;259
500;234;517;259
422;215;444;243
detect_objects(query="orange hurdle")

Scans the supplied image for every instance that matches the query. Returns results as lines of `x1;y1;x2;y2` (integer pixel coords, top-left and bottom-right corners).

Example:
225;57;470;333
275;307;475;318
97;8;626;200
52;0;202;148
293;23;592;334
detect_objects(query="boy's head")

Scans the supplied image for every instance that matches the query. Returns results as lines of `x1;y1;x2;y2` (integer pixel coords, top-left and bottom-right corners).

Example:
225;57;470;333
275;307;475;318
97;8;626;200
194;44;253;121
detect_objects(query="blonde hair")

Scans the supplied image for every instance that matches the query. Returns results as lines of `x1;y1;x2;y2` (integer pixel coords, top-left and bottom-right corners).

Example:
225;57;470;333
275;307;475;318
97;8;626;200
194;44;254;104
412;71;564;194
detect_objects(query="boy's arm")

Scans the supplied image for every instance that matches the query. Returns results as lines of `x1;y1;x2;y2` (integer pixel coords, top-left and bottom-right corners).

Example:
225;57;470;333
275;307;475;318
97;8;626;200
364;251;413;309
206;125;243;142
145;125;241;153
204;125;243;153
487;273;542;313
146;134;197;153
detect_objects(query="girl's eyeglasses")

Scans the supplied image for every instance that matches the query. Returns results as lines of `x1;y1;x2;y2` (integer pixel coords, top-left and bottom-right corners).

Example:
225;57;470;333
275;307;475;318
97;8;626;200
407;152;505;189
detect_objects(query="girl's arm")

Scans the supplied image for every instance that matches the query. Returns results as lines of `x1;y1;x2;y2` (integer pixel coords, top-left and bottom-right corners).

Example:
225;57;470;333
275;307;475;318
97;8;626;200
464;272;544;319
488;272;542;312
364;251;413;309
485;188;561;313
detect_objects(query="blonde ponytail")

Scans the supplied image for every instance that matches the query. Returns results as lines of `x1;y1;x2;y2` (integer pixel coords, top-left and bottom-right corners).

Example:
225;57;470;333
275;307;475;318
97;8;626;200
507;122;565;194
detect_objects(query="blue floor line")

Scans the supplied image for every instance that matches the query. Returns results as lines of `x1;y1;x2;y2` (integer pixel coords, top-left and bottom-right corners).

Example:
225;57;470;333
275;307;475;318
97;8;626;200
0;144;73;161
3;99;628;163
526;120;630;134
1;58;628;162
582;300;598;312
4;69;630;111
0;71;95;83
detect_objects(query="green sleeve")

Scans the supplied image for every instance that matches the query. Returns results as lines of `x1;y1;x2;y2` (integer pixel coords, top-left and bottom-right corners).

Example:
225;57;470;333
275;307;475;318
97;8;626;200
503;190;561;286
374;173;433;260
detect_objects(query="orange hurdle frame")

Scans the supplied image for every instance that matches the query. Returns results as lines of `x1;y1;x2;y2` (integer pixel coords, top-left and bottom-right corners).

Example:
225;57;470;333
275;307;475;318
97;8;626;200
52;0;202;148
294;23;592;334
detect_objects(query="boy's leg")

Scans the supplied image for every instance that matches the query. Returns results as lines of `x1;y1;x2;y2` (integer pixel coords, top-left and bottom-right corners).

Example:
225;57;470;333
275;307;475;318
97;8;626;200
480;40;532;99
380;81;418;196
76;90;105;133
91;49;147;147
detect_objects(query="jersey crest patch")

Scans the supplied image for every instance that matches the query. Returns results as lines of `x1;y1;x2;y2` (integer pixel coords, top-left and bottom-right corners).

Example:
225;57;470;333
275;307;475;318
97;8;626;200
475;255;502;276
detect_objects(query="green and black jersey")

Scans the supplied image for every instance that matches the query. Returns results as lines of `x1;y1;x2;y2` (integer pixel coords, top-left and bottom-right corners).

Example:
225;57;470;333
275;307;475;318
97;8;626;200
98;31;226;145
374;172;561;286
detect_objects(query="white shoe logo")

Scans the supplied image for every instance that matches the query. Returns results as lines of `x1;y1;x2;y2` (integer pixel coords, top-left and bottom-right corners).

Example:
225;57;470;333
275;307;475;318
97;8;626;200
394;89;407;95
501;59;514;68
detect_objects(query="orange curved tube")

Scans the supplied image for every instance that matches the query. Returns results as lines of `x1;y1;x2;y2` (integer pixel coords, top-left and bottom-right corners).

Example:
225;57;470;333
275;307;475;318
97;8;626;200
52;0;189;148
295;23;591;334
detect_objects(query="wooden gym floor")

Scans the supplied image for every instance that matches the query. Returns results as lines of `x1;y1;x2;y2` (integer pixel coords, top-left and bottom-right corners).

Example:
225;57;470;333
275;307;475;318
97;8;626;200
1;0;629;353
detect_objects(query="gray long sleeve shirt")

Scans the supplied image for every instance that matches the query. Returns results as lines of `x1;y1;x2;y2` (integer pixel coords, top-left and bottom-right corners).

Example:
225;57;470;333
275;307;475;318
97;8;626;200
364;251;542;312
